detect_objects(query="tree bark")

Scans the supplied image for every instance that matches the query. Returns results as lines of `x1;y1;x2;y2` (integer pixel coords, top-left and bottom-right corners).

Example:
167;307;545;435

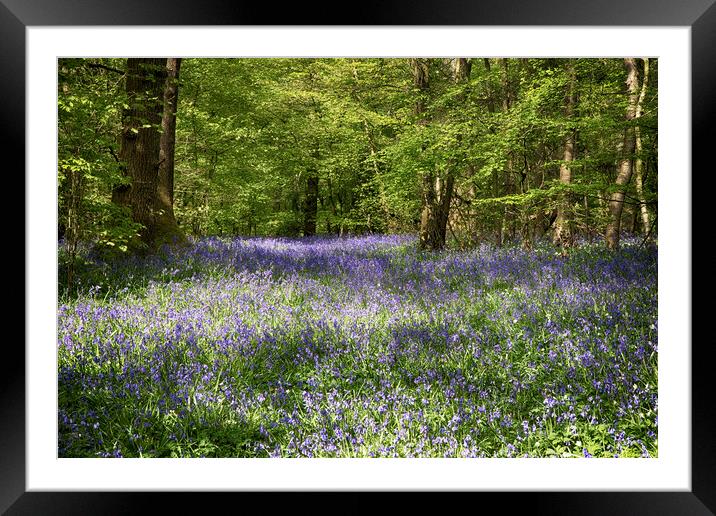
605;58;640;250
303;173;319;236
483;58;496;116
156;58;186;245
114;58;167;249
634;58;651;237
499;58;513;246
63;164;83;291
452;57;472;84
553;58;577;248
410;58;429;116
500;58;511;111
419;170;438;247
411;58;437;249
436;172;455;245
482;58;503;246
413;58;465;251
304;144;320;237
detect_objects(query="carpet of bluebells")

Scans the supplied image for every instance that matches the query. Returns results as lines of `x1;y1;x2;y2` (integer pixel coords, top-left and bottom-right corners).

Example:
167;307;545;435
58;235;658;458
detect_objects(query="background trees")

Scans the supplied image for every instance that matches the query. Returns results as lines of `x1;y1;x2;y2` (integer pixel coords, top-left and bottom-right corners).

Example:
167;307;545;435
58;58;138;289
58;57;658;256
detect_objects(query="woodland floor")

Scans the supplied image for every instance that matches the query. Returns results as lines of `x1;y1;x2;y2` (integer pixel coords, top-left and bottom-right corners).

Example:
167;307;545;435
58;235;658;458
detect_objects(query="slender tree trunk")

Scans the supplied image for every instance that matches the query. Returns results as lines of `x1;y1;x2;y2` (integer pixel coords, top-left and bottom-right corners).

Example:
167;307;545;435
438;58;468;245
436;172;455;245
304;146;319;236
63;163;82;292
114;58;167;248
156;58;186;245
465;167;479;246
482;58;503;246
304;175;319;236
483;58;496;115
500;58;513;246
411;58;439;250
634;58;651;237
419;171;438;247
553;59;577;248
629;205;637;234
606;58;640;249
410;58;430;116
326;176;338;234
500;58;511;111
583;194;592;241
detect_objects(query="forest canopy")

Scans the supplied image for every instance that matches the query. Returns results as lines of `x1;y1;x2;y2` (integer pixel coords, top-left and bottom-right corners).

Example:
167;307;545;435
58;57;657;258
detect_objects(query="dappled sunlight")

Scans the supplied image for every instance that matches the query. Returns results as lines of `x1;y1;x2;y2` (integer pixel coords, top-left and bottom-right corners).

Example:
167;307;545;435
58;235;657;458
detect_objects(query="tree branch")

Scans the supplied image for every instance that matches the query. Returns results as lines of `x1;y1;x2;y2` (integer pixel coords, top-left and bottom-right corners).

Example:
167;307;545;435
637;215;658;250
106;146;120;162
86;62;125;76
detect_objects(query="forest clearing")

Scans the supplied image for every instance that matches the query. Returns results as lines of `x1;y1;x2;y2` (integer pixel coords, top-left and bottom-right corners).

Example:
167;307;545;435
58;57;657;458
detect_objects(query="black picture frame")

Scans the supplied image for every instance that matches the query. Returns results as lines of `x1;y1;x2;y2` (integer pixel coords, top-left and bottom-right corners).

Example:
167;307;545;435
7;0;713;513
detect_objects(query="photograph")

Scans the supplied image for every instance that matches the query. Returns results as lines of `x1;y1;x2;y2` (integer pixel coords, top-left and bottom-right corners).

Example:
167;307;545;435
57;56;659;460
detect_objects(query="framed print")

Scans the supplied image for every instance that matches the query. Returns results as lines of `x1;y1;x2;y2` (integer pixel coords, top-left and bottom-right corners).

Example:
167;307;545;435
8;0;714;513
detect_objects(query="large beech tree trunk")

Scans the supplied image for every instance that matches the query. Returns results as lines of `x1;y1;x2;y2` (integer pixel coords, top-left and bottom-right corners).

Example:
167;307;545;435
553;59;577;248
606;58;640;250
113;58;167;248
156;58;185;244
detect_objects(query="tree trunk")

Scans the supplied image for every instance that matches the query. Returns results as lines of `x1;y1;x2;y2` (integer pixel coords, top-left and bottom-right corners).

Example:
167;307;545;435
500;58;513;246
413;58;464;251
483;58;496;115
605;58;640;250
483;58;503;246
500;58;511;111
304;145;319;237
553;59;577;248
63;164;83;292
303;175;319;236
452;57;472;84
410;58;429;116
634;58;651;237
114;58;167;249
419;171;439;248
156;58;186;245
411;58;437;250
437;173;455;245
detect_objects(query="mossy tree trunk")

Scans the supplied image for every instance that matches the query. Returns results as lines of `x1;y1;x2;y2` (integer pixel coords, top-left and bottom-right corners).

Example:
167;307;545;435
114;58;167;249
